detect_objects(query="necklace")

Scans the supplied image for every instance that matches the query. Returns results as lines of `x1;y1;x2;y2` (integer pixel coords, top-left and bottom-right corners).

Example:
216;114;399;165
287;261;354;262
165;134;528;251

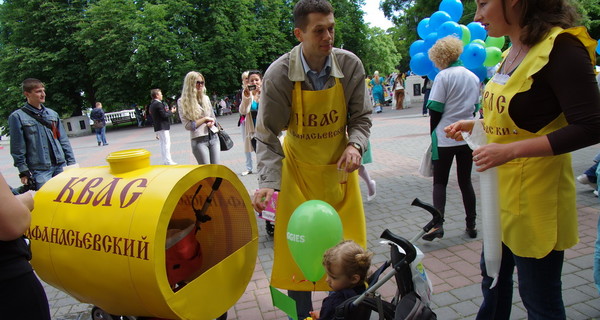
502;46;523;74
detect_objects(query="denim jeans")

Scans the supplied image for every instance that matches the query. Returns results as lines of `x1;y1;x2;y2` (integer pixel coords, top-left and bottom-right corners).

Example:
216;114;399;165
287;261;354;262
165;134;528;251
31;164;64;190
584;162;599;183
95;126;107;145
594;215;600;295
477;243;565;320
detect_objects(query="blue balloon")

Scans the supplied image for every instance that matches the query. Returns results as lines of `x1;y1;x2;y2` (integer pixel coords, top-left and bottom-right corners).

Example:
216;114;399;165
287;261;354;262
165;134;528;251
409;40;426;57
429;11;452;31
417;18;432;39
439;0;463;22
467;22;487;41
410;52;434;76
467;65;488;83
427;68;440;81
461;43;487;69
423;32;439;51
596;40;600;55
437;21;462;39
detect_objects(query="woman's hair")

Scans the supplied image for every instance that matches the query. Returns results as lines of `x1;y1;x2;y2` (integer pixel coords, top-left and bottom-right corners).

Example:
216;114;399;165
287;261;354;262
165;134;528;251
179;71;210;121
505;0;579;46
293;0;334;31
323;240;373;284
429;36;463;70
241;70;249;83
248;69;263;79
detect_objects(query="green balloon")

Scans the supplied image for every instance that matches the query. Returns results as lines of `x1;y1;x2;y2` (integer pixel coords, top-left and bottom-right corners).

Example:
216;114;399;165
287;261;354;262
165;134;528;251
460;25;471;46
485;36;506;49
287;200;343;282
484;47;503;67
471;39;486;47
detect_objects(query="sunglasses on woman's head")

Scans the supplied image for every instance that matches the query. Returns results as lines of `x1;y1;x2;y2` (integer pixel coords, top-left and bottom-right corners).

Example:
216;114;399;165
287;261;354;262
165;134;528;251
196;81;205;85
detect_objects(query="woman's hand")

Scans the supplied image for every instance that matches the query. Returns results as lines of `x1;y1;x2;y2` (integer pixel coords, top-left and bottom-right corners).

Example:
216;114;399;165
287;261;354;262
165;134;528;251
472;143;515;172
204;116;215;127
444;120;476;141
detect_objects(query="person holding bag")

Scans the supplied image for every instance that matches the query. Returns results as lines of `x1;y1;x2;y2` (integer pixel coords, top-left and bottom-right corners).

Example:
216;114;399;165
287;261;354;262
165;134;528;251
421;36;480;241
177;71;220;165
445;0;600;318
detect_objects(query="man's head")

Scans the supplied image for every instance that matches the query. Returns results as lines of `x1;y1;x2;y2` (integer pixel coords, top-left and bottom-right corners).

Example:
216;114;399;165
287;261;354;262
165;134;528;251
293;0;335;62
151;88;163;100
22;78;46;108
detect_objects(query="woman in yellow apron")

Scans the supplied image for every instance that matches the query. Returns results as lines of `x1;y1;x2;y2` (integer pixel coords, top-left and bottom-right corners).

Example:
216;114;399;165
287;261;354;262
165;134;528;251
445;0;600;318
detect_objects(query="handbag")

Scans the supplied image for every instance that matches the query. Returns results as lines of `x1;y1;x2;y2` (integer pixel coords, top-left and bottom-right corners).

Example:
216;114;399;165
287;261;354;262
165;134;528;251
216;123;234;151
418;143;433;177
92;119;105;129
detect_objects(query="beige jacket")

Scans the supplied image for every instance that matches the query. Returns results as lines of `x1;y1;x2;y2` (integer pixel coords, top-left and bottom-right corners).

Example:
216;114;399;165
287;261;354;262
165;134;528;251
177;95;217;139
255;44;372;189
239;92;258;153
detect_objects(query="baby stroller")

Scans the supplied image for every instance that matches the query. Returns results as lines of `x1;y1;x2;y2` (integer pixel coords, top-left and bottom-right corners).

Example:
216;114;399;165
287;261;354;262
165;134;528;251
334;198;441;320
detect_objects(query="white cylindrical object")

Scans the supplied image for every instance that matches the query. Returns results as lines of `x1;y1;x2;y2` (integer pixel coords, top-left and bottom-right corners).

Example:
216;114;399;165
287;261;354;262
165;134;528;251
462;122;501;288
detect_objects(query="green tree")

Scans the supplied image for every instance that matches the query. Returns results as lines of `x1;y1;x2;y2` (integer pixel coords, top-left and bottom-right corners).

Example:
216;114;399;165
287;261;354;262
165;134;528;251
0;0;92;126
362;26;402;76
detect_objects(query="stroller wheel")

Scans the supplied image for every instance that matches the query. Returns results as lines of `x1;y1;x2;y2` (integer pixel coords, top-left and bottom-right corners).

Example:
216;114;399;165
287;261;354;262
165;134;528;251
265;221;274;236
91;306;114;320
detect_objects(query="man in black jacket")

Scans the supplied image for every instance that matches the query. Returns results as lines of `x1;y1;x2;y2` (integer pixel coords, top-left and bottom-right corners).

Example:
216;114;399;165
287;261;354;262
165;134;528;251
149;88;177;165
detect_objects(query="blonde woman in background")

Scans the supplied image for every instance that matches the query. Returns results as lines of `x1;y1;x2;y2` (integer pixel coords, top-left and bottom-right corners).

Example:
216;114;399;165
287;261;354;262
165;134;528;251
177;71;220;164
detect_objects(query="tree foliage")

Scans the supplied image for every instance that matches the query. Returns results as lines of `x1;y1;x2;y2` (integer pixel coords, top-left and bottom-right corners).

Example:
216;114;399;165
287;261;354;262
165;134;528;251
0;0;370;133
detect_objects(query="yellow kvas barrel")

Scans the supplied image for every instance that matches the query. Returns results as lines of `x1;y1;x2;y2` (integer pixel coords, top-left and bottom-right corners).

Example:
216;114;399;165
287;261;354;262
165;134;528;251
26;149;258;320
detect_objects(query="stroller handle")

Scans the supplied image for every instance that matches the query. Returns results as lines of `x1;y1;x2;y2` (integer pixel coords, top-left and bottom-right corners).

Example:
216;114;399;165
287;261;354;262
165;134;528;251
380;229;417;267
411;198;444;233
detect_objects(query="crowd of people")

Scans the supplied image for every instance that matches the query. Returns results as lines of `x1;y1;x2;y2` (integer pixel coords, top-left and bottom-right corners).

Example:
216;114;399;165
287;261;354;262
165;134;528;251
2;0;600;319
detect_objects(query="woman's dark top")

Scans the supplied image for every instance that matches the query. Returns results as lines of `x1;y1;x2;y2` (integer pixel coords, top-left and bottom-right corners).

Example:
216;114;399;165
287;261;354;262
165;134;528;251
510;33;600;154
0;237;33;282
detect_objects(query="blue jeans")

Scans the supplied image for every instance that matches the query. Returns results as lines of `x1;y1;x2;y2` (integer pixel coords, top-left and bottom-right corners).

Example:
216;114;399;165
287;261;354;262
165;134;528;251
31;164;64;190
95;126;107;145
477;243;565;320
594;215;600;295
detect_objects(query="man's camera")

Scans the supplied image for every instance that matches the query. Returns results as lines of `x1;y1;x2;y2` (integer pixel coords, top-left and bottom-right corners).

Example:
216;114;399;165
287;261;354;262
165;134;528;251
247;85;257;91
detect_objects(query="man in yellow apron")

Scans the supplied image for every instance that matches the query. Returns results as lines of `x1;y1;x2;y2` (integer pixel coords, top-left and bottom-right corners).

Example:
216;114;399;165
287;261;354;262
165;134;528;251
252;0;372;317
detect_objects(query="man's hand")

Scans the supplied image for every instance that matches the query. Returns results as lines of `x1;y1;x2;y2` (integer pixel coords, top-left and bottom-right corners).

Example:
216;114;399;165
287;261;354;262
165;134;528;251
253;188;275;212
337;145;362;172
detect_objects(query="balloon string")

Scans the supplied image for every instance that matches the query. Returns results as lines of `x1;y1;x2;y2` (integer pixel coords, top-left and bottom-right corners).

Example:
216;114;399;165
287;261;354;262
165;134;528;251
291;274;309;284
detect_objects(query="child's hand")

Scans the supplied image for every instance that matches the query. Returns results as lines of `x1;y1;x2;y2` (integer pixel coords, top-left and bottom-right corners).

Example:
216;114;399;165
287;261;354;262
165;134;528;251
309;310;319;319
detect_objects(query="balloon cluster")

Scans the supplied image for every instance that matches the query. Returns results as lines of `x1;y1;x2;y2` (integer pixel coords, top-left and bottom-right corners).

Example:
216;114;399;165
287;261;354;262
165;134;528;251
409;0;505;82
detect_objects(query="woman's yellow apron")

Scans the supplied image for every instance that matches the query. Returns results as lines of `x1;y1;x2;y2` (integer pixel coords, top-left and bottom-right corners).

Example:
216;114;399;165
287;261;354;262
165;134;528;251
482;27;596;258
270;79;366;291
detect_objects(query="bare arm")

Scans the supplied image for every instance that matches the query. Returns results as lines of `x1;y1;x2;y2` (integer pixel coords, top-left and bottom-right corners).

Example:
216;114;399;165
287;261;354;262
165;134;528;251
0;174;32;241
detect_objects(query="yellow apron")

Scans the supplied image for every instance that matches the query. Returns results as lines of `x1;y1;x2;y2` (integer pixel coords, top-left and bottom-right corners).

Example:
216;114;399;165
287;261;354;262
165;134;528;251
482;27;596;258
270;79;366;291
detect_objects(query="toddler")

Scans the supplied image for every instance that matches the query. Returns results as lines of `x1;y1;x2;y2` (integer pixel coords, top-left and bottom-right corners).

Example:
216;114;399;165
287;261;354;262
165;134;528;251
309;240;373;320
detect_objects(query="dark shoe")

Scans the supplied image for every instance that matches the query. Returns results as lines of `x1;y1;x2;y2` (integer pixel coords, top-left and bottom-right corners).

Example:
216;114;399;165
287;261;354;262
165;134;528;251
98;141;101;146
466;227;477;238
422;226;444;241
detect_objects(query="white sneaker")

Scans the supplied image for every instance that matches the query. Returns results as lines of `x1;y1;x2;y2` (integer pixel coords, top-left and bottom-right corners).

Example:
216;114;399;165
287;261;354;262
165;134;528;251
594;190;598;197
576;174;597;188
241;170;252;176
